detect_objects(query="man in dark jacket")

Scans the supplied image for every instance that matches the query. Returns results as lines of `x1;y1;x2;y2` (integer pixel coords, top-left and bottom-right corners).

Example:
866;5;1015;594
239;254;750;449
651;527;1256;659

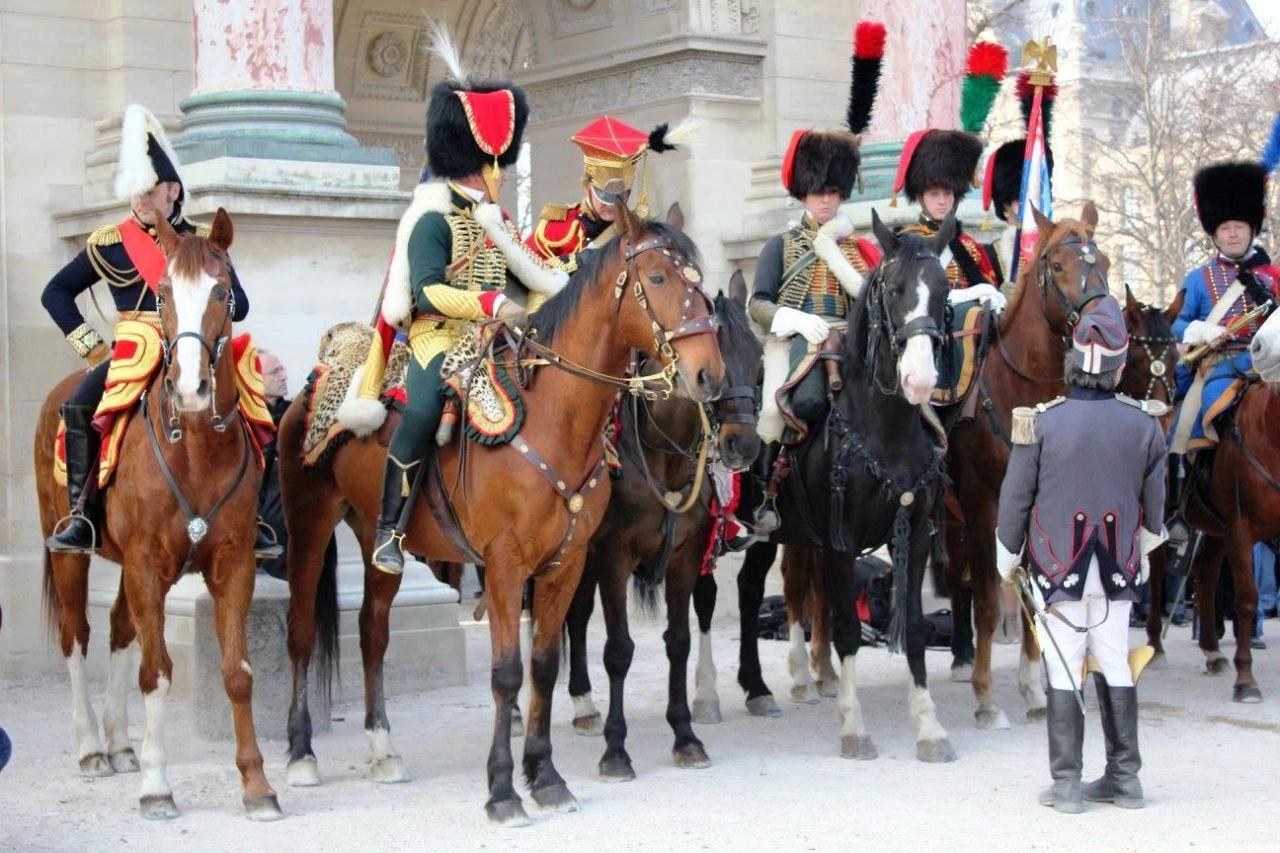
997;296;1167;814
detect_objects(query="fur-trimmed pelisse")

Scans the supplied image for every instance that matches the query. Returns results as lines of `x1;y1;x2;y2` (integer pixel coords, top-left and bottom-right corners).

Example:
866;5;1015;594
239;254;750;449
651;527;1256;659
905;130;983;201
990;139;1055;222
786;130;861;200
1194;161;1267;235
425;79;529;180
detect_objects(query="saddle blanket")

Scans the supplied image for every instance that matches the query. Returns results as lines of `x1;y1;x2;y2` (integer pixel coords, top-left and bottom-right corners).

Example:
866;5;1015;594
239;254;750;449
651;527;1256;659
440;324;526;447
930;299;990;407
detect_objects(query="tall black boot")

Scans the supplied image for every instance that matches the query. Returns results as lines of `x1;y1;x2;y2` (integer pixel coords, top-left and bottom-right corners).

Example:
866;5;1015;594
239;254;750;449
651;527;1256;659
1038;688;1084;813
371;455;417;575
47;405;100;554
752;442;781;533
1083;677;1144;808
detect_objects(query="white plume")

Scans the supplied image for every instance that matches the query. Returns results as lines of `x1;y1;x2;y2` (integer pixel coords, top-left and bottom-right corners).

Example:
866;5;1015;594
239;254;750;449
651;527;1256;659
660;116;702;148
426;18;468;86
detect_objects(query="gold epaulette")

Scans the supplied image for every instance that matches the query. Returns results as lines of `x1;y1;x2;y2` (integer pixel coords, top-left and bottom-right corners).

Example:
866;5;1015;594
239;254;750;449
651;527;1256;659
1116;394;1170;418
1010;396;1065;446
539;202;572;221
87;224;121;247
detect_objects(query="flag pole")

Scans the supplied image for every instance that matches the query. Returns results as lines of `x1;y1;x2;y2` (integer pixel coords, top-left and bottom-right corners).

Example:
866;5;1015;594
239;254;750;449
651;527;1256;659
1009;37;1058;284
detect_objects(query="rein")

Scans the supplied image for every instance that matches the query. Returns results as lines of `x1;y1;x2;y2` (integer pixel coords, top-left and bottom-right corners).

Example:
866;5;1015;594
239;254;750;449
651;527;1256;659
155;284;238;442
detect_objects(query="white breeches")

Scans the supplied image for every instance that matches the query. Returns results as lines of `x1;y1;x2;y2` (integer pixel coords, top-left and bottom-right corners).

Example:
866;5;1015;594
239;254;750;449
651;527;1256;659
758;335;793;445
1038;556;1133;691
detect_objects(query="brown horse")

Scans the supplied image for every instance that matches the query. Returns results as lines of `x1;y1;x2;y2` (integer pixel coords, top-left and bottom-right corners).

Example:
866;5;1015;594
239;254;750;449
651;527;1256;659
563;272;761;779
1174;312;1280;702
34;209;280;820
943;204;1113;729
280;203;725;824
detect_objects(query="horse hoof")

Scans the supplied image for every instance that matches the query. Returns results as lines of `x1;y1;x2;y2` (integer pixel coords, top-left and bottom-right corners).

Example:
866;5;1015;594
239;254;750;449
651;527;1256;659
975;708;1011;730
485;797;531;827
840;735;878;760
79;753;113;777
816;679;840;699
745;695;782;718
790;684;819;705
1233;684;1263;703
369;755;408;784
139;795;179;820
673;743;712;769
286;756;322;787
917;738;958;763
573;712;603;736
1026;706;1048;723
1205;656;1230;676
510;714;525;739
244;794;285;822
108;749;139;774
598;755;636;782
950;663;974;683
692;699;723;725
532;782;579;813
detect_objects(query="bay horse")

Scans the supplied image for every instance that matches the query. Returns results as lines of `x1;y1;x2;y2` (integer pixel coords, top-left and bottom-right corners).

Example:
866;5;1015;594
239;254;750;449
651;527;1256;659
1173;309;1280;702
942;203;1115;729
735;210;957;760
33;209;281;820
279;203;725;824
562;271;761;780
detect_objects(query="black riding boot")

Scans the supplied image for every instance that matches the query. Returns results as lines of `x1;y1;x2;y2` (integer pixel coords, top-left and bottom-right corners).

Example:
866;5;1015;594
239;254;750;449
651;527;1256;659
752;442;781;533
1038;688;1084;813
1083;677;1144;808
371;455;417;575
47;405;100;554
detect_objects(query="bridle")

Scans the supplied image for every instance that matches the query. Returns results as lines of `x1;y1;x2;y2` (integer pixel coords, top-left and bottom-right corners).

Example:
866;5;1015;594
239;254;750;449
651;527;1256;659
1128;307;1177;403
155;267;238;442
864;252;947;398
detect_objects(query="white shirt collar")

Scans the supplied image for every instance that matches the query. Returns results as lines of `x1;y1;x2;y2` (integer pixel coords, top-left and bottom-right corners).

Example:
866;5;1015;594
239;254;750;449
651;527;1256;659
455;183;487;203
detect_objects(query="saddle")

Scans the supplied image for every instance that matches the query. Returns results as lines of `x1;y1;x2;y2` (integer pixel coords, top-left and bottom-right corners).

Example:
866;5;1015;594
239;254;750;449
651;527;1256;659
930;298;995;409
777;329;846;445
439;323;527;447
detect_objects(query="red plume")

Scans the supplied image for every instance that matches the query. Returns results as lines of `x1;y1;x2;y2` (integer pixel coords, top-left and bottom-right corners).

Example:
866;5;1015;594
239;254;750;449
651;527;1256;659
853;20;886;60
966;42;1009;79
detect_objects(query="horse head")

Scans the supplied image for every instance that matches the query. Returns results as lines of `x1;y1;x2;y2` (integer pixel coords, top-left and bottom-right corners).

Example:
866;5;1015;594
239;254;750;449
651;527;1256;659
710;270;763;471
1023;202;1111;335
1121;284;1178;413
154;208;237;414
868;208;952;405
1251;306;1280;384
610;202;726;401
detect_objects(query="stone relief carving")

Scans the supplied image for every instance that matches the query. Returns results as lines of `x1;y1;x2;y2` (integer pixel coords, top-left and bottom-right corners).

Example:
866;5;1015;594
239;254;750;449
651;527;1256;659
462;0;528;79
353;11;427;102
640;0;678;13
367;31;409;78
527;54;762;122
547;0;614;38
691;0;761;33
352;131;422;172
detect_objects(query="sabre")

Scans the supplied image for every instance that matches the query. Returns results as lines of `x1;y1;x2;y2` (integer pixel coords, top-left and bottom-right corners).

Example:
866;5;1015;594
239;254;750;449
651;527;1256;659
1010;567;1087;715
1180;301;1272;366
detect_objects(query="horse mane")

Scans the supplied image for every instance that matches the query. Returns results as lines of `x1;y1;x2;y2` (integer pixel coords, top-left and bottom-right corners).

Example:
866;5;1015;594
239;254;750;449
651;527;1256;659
530;220;701;345
714;287;752;337
168;230;222;284
999;216;1093;332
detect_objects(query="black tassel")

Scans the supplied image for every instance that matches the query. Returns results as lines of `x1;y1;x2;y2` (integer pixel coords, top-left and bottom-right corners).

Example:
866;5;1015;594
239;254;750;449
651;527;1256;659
648;123;677;153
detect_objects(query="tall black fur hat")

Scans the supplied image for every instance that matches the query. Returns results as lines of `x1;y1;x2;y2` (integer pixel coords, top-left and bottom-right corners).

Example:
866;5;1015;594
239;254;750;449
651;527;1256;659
781;130;861;200
425;79;529;181
1194;161;1267;235
897;129;984;202
986;139;1055;222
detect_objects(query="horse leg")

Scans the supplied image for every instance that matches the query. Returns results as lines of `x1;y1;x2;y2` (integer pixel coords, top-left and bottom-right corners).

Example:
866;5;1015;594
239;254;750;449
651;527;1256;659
205;558;282;821
969;516;1010;729
738;540;781;716
483;538;529;825
361;560;407;783
825;549;876;759
810;556;839;698
104;576;139;773
51;551;111;777
906;519;956;763
1144;545;1168;660
523;562;582;813
597;558;637;781
1019;606;1047;721
783;548;819;704
691;571;723;724
121;559;178;819
1197;538;1231;675
664;547;711;769
566;562;602;735
946;521;975;681
1225;524;1262;702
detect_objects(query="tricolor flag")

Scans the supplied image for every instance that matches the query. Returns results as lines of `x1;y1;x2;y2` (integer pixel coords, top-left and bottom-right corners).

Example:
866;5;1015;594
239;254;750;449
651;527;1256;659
1011;73;1056;283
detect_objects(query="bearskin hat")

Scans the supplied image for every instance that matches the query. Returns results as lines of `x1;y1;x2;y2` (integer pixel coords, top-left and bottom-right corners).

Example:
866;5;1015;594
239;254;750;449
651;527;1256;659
425;79;529;181
987;139;1055;223
782;130;861;200
901;129;983;202
1193;161;1267;236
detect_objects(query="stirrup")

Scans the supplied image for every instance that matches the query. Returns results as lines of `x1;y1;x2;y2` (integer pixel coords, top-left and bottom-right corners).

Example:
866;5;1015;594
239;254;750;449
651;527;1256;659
753;498;780;534
46;512;98;554
253;519;283;560
371;529;406;575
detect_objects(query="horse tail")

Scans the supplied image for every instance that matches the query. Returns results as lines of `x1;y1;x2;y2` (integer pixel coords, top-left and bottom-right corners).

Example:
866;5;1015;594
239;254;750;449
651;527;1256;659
632;559;663;617
313;535;340;714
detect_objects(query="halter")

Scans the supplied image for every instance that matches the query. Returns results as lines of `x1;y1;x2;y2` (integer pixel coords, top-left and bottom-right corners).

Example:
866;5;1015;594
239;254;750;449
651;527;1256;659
1038;234;1110;333
1128;310;1177;403
155;278;237;442
864;252;947;398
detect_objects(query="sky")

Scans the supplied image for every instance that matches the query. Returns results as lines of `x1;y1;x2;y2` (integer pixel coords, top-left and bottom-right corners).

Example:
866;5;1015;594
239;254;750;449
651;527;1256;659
1256;0;1280;36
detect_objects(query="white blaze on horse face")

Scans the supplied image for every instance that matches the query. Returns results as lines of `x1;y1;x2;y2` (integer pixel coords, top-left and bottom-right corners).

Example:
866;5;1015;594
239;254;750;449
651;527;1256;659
898;276;939;405
1251;308;1280;380
170;264;218;411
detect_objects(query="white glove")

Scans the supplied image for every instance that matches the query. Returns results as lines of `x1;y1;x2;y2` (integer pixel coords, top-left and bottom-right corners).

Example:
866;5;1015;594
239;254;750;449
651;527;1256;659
1139;554;1151;586
995;531;1023;582
771;306;831;345
950;283;1007;314
1183;319;1228;346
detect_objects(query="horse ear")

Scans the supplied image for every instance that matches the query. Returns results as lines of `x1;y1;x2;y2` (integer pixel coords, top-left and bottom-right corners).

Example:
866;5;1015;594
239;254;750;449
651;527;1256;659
208;207;234;252
154;215;182;258
871;208;898;256
1031;203;1054;236
615;202;639;237
1080;200;1099;232
1124;283;1141;314
665;202;685;230
729;269;748;307
1164;288;1186;325
933;211;958;253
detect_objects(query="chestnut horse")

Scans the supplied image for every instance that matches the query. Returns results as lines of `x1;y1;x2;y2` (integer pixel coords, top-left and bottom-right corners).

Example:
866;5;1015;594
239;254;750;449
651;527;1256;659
34;210;280;820
280;204;725;824
563;271;761;779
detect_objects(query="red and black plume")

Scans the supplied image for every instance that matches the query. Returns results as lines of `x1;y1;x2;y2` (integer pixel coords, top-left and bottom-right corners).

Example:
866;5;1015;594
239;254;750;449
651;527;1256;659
1016;70;1058;141
847;20;886;135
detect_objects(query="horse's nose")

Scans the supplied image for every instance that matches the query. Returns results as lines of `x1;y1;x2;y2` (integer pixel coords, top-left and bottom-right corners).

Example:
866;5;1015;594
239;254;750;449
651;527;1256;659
196;379;210;398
